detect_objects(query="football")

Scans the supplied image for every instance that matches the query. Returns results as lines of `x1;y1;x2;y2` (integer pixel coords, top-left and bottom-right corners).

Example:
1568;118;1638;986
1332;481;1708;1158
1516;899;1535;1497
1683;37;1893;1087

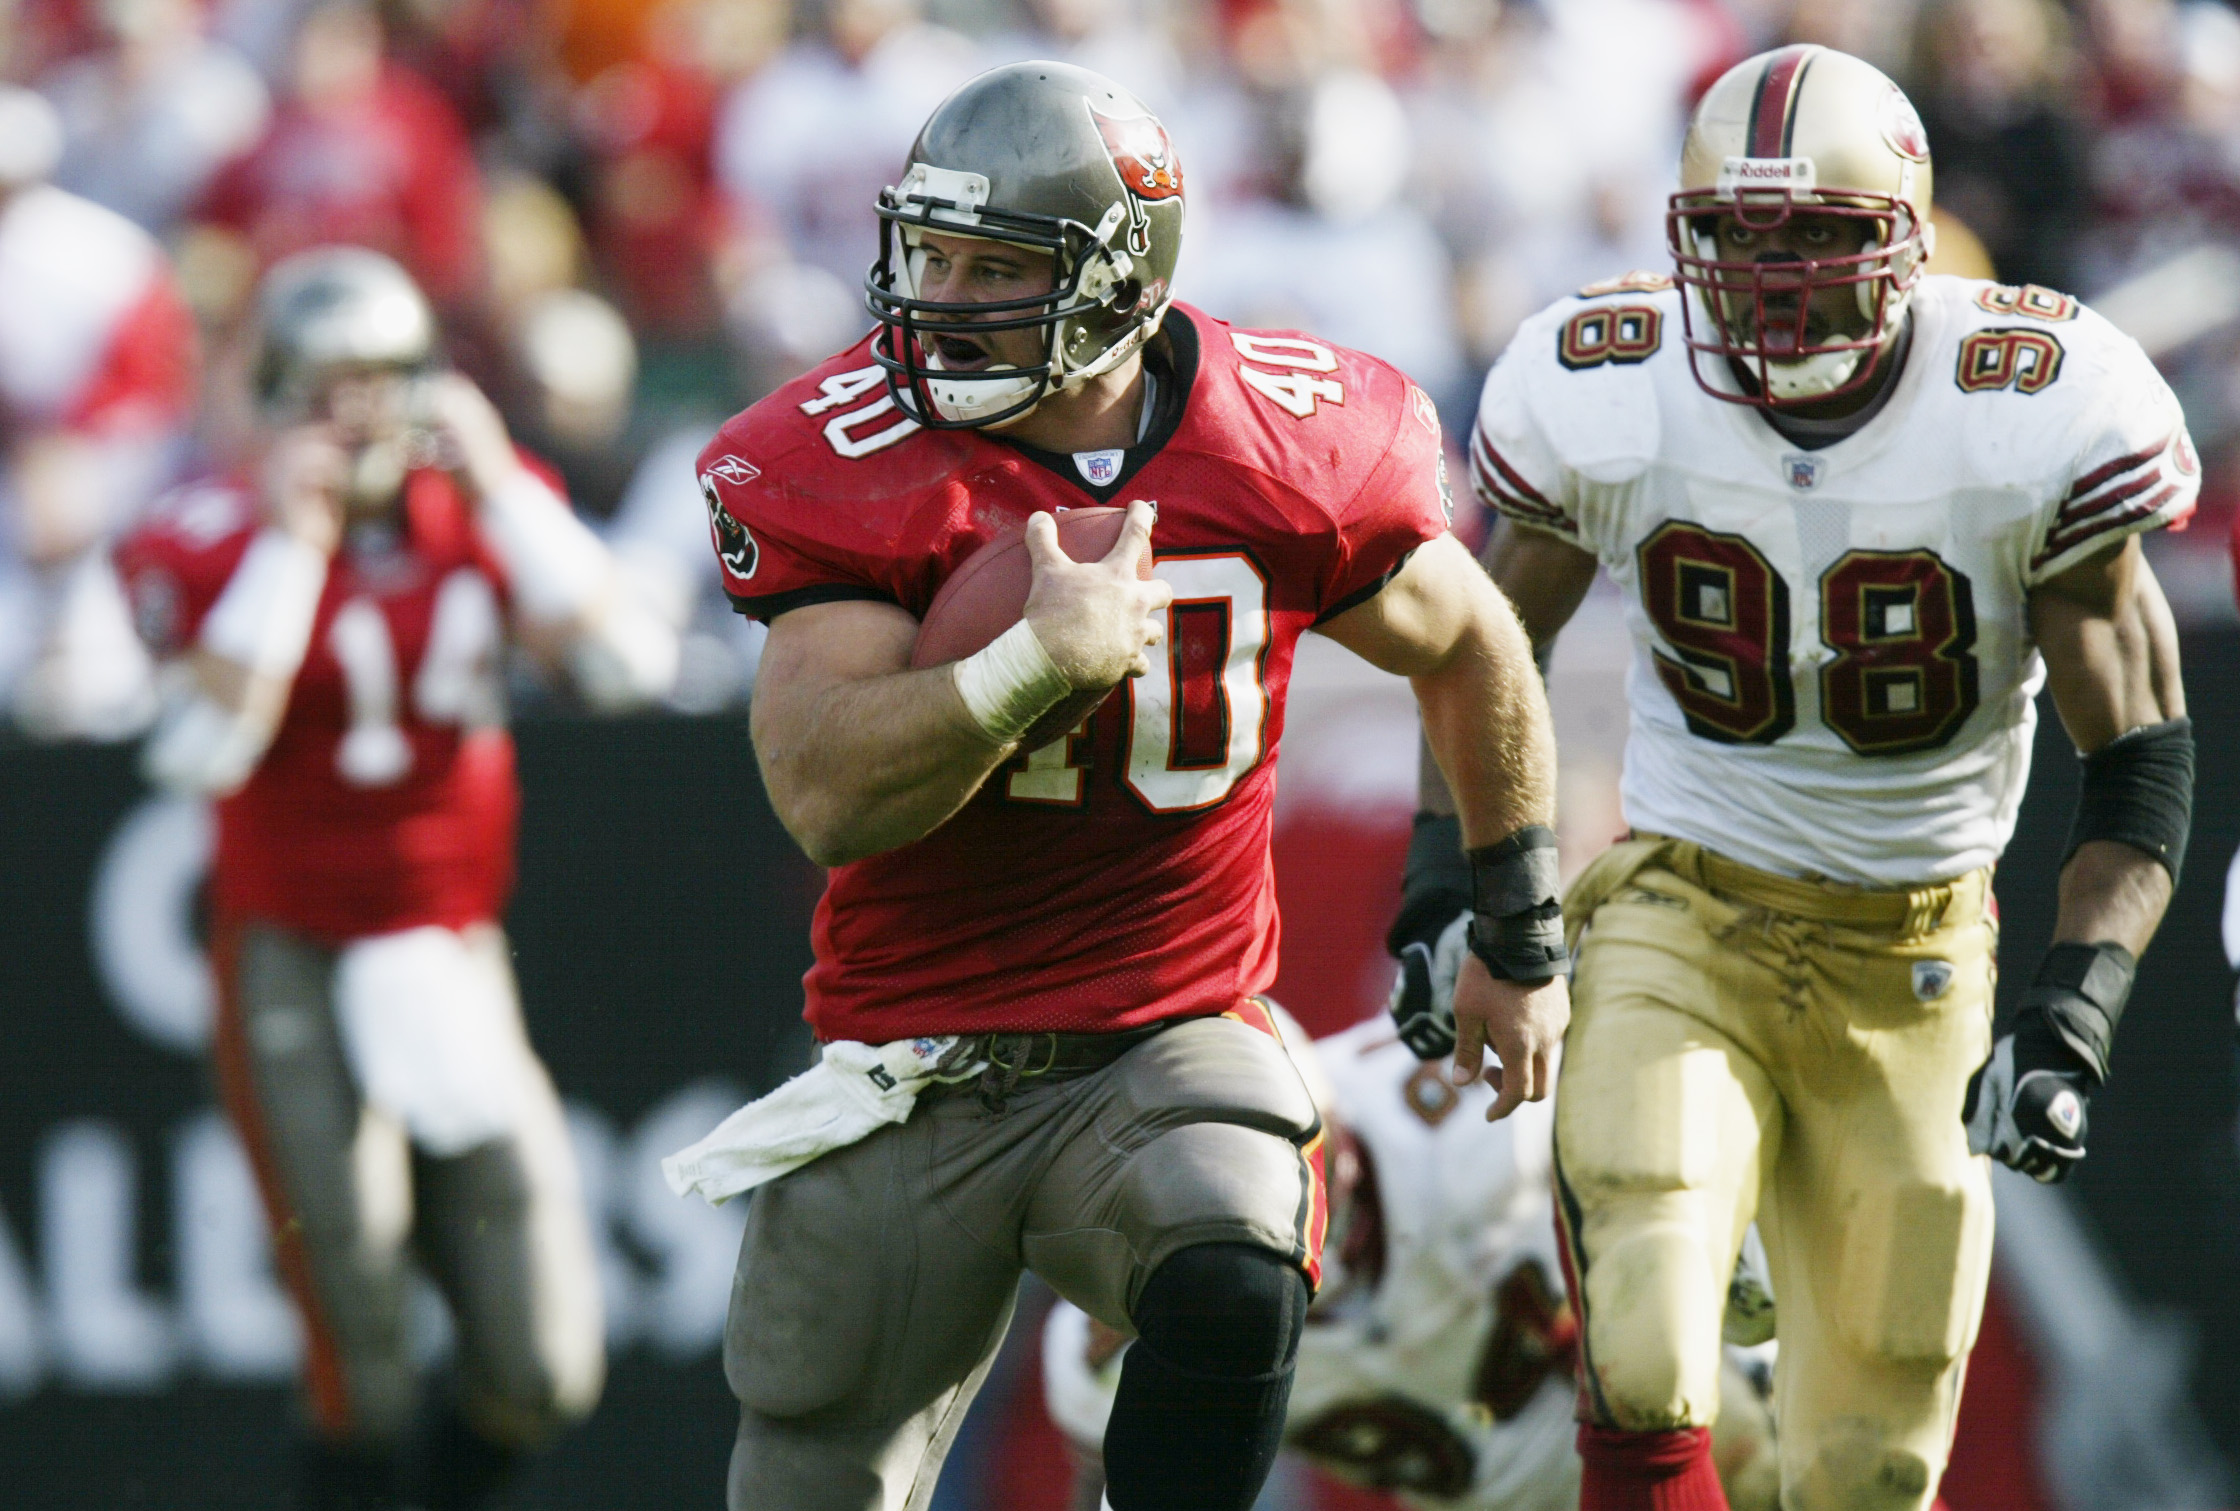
910;506;1154;751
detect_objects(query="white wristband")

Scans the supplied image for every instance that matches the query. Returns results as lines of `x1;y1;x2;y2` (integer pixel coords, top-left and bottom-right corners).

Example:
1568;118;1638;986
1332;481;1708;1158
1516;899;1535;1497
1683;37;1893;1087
952;619;1071;744
478;472;609;622
199;529;329;677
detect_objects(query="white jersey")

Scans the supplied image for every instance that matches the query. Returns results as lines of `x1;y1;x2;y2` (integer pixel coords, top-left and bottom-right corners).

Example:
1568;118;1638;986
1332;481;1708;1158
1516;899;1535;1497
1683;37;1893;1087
1473;273;2198;884
1041;1019;1580;1511
1288;1021;1577;1511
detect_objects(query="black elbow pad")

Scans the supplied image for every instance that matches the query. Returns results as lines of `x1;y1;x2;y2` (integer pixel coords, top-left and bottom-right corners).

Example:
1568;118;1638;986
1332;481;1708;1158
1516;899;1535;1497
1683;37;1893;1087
2064;716;2194;884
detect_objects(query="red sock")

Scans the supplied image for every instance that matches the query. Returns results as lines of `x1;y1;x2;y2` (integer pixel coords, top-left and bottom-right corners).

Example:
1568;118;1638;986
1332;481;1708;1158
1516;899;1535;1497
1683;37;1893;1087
1578;1424;1732;1511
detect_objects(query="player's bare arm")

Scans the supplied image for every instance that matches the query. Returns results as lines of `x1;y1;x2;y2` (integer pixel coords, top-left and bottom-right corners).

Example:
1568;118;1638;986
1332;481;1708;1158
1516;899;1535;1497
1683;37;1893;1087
2033;538;2184;950
752;499;1171;867
1967;536;2194;1182
1416;517;1599;817
1320;533;1570;1120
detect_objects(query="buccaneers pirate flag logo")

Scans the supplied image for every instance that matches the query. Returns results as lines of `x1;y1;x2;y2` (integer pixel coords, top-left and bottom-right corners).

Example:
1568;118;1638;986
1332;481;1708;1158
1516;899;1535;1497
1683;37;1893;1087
1091;105;1183;255
700;455;760;579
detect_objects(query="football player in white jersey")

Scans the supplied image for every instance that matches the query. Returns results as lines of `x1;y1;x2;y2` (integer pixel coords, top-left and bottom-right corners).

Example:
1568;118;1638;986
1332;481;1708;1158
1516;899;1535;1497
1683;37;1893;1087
1384;43;2195;1511
1043;1014;1781;1511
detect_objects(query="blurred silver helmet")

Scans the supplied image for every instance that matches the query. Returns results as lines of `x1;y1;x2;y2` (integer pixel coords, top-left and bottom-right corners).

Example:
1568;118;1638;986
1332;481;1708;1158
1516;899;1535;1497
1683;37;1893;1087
252;247;436;417
867;61;1185;429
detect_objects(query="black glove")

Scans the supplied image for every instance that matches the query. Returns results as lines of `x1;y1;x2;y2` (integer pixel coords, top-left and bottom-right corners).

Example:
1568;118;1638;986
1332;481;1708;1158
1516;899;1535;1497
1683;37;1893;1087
1388;911;1470;1061
1963;1014;2093;1183
1386;820;1568;1063
1387;812;1470;958
1963;941;2133;1183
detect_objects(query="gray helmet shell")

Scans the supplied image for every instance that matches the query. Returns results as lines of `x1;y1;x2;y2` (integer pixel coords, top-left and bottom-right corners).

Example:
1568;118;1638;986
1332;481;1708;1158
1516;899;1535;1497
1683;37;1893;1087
253;247;435;417
867;61;1185;428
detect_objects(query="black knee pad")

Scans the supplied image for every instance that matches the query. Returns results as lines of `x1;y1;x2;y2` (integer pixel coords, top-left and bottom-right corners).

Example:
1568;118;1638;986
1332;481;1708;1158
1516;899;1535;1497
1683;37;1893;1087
1131;1241;1308;1379
1103;1244;1308;1511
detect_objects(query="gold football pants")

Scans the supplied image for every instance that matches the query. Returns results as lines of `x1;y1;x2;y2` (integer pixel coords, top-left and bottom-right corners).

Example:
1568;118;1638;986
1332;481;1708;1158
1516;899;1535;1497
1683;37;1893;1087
1552;837;1997;1511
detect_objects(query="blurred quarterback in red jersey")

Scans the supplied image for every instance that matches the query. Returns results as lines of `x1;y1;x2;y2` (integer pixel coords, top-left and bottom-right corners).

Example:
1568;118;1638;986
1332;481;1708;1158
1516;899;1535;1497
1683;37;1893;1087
662;61;1566;1511
115;248;676;1511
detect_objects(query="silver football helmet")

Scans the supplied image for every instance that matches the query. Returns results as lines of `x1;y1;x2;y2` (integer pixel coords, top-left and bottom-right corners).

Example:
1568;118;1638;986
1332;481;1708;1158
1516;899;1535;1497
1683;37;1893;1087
867;61;1186;429
251;247;437;419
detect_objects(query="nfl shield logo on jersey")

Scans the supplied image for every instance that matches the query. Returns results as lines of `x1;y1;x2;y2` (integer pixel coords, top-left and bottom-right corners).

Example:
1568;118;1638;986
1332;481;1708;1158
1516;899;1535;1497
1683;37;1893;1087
1912;960;1954;1001
1075;449;1124;486
1783;454;1824;491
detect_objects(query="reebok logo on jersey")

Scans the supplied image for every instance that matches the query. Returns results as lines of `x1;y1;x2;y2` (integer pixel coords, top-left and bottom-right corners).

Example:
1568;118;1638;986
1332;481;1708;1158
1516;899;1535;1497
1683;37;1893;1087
705;455;761;486
1074;449;1124;486
1410;385;1440;438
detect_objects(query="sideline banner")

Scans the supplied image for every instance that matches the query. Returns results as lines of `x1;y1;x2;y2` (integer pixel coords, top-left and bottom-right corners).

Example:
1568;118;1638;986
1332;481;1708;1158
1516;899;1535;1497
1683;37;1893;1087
0;714;817;1509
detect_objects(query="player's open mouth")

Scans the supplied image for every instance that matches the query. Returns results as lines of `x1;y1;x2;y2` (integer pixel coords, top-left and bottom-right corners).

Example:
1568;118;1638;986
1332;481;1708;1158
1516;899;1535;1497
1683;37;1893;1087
927;333;996;370
1734;295;1841;355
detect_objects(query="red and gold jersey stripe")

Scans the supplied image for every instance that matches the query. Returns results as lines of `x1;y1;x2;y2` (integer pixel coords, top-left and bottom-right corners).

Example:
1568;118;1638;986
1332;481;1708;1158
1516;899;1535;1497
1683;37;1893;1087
1471;424;1575;534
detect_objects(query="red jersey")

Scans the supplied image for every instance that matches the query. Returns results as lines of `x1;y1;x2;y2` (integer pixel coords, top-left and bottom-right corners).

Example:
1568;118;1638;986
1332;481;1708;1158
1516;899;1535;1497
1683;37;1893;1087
699;305;1453;1041
116;471;520;942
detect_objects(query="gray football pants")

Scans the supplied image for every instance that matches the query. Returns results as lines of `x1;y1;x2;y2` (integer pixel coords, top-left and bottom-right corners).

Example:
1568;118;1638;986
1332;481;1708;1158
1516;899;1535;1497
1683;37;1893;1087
724;1009;1327;1511
213;920;605;1449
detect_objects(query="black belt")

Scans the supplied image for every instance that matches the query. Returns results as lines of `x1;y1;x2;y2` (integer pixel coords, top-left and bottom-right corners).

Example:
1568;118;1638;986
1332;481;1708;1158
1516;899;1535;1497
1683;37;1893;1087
929;1019;1178;1112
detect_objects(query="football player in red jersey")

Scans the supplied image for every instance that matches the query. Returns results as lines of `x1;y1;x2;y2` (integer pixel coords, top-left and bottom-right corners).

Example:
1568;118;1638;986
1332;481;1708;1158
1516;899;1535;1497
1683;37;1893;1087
115;248;675;1511
677;62;1565;1511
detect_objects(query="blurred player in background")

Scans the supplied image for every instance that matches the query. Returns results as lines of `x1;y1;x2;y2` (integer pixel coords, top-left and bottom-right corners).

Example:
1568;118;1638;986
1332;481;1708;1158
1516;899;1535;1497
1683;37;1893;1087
1044;1009;1781;1511
0;83;197;740
115;247;676;1511
1390;43;2195;1511
670;60;1566;1511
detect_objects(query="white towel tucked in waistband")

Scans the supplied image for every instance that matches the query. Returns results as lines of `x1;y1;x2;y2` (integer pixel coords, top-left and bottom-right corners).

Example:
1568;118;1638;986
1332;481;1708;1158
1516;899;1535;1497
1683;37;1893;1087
662;1036;979;1205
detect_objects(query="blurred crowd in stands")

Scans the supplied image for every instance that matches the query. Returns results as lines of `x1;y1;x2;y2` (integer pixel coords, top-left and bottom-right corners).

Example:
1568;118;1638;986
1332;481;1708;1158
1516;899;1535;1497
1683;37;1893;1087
3;0;2239;742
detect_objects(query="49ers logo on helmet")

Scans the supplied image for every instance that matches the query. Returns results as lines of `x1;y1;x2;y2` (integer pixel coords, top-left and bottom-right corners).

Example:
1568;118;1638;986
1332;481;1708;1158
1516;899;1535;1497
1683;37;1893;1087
1092;106;1184;203
1879;84;1930;162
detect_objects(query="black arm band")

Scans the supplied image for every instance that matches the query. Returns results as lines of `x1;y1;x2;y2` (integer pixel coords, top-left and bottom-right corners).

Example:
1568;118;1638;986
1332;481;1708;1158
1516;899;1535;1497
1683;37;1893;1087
1465;824;1569;983
2065;716;2194;884
1388;812;1471;957
2018;941;2136;1085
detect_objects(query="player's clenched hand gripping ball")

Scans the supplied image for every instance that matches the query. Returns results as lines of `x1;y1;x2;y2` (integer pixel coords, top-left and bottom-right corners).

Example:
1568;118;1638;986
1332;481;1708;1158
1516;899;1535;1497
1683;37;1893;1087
912;500;1171;750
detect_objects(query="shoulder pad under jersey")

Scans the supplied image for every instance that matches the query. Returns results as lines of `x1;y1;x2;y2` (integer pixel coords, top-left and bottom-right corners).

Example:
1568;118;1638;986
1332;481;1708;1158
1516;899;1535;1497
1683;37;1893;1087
1506;285;1675;485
